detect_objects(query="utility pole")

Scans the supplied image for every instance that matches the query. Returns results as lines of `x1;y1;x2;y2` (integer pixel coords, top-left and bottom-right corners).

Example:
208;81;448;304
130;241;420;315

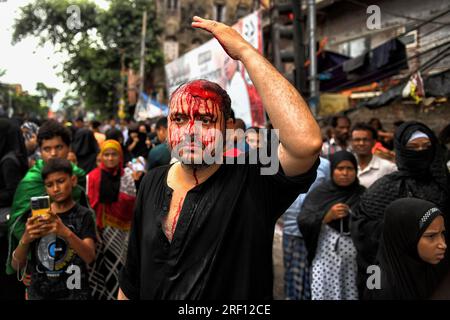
307;0;318;116
118;48;126;119
133;9;148;121
139;9;148;98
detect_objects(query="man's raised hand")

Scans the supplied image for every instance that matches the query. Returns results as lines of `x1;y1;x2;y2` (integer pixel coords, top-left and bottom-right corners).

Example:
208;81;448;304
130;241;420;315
191;16;254;61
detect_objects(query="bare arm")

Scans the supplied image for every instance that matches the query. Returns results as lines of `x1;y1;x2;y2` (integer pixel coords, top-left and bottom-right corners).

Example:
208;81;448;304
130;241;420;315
43;214;96;264
12;215;47;271
65;233;96;265
192;16;322;176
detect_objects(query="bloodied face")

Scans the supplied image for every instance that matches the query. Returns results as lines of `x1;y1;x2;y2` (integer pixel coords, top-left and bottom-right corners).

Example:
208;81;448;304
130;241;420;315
168;80;232;167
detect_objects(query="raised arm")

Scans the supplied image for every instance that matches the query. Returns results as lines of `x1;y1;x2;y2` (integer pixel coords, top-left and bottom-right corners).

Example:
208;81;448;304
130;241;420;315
192;16;322;176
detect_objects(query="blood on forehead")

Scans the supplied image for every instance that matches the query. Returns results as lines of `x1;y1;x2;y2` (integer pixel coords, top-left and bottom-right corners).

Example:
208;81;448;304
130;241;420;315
170;80;225;117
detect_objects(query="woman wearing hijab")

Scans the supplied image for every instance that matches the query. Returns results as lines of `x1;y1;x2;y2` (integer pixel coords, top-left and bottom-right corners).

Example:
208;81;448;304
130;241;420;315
72;128;100;174
21;121;40;167
351;121;450;297
86;140;136;300
367;198;447;300
0;119;29;300
298;151;366;300
125;123;150;159
106;128;132;165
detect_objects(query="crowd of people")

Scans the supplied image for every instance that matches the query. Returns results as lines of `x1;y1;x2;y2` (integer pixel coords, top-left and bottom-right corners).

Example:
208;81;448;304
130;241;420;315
0;102;271;300
0;16;449;300
284;114;450;300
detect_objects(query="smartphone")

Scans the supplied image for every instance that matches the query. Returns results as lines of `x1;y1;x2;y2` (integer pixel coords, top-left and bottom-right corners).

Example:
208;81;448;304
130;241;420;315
31;196;50;218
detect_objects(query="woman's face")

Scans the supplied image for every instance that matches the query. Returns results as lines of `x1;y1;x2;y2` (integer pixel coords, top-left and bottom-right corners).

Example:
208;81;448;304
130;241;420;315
333;160;356;187
102;148;120;169
417;215;447;265
405;137;431;151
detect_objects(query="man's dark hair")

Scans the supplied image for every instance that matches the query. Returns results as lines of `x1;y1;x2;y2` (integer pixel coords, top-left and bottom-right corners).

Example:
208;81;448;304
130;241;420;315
351;122;378;140
91;120;101;130
41;158;73;181
170;80;232;121
75;117;84;123
229;109;236;123
331;115;351;128
37;120;72;147
156;117;168;130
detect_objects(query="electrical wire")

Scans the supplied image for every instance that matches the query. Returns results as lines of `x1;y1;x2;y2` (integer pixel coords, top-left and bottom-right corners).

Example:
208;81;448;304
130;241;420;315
318;7;450;75
324;40;450;92
344;0;450;26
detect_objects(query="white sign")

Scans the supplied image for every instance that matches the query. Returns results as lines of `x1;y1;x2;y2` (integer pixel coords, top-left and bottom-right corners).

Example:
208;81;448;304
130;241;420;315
165;11;265;128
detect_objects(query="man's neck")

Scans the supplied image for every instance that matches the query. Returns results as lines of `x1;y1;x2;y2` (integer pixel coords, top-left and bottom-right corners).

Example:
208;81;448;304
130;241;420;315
51;199;76;214
357;154;373;170
171;162;221;189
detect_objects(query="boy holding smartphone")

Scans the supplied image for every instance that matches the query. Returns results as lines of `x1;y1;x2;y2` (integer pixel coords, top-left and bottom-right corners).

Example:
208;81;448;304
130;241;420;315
12;158;96;300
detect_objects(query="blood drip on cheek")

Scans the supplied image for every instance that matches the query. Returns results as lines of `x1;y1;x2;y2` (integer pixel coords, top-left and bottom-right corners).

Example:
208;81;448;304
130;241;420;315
200;102;223;149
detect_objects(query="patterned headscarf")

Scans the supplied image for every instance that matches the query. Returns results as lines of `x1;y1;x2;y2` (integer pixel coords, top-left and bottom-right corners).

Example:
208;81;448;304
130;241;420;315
21;121;39;141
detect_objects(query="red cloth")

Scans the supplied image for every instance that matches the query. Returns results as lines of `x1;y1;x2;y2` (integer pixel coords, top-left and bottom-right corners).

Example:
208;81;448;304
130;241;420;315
372;141;390;154
87;140;136;230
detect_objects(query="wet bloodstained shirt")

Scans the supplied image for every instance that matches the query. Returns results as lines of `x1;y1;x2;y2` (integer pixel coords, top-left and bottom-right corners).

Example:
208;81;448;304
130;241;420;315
120;154;319;299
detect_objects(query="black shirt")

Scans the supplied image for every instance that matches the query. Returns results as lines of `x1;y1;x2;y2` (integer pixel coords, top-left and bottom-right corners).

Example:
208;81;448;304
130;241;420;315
28;204;96;300
120;155;319;299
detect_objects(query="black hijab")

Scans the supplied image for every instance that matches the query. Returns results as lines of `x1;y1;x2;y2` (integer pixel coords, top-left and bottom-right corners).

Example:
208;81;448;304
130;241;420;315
125;125;149;159
394;121;442;180
298;151;366;263
105;128;124;143
392;121;449;213
370;198;446;300
0;118;28;171
72;128;99;173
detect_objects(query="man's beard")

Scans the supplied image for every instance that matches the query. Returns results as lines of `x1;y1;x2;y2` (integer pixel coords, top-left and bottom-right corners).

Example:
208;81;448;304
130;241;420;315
169;134;224;170
180;162;211;170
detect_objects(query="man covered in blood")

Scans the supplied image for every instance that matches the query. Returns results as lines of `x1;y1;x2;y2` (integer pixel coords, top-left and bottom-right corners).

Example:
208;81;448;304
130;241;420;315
167;79;233;171
118;16;322;300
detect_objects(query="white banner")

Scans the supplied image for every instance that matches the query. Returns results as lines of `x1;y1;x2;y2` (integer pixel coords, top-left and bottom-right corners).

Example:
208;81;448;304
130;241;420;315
165;11;265;128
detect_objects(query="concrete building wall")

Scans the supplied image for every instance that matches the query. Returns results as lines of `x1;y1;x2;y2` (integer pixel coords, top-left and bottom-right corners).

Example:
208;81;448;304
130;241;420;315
317;0;450;75
152;0;259;101
157;0;257;62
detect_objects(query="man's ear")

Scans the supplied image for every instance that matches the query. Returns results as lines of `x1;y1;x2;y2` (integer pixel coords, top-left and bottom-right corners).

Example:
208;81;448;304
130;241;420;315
71;175;78;187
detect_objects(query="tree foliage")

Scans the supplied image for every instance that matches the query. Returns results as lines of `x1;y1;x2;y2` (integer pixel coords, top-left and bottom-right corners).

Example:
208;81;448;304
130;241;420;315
12;0;163;117
0;84;51;119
